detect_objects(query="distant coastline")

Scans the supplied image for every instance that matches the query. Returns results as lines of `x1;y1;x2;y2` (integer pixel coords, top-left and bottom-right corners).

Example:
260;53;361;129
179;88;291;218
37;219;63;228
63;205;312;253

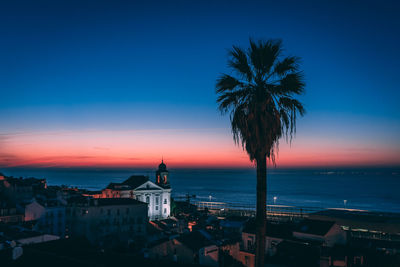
1;167;399;214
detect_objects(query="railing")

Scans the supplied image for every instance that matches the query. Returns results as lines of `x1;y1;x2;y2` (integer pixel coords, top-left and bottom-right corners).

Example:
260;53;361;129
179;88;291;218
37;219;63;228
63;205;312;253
193;201;324;220
350;230;400;242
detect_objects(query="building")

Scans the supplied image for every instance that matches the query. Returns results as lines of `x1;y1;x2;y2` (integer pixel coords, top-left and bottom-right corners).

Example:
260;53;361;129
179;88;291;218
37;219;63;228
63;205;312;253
293;219;347;247
148;230;219;266
101;161;172;221
0;175;46;203
238;220;294;267
66;197;148;246
0;197;24;224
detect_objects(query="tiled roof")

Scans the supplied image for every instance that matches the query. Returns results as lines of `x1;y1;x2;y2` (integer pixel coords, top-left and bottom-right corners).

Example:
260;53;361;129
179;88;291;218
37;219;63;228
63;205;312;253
294;219;335;236
68;197;146;207
176;231;214;251
243;219;294;239
122;175;149;189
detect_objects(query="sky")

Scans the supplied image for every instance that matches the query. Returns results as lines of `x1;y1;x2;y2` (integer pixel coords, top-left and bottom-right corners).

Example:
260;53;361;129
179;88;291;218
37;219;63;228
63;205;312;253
0;0;399;168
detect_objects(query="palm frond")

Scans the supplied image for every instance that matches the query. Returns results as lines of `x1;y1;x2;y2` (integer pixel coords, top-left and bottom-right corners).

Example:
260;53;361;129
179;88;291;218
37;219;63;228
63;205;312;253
277;72;305;95
216;74;243;94
274;56;300;76
228;46;253;81
217;89;249;113
249;39;282;78
279;97;305;137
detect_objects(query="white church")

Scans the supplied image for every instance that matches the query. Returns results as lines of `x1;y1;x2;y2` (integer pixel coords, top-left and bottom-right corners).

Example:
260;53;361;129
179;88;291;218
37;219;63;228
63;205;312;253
102;161;171;221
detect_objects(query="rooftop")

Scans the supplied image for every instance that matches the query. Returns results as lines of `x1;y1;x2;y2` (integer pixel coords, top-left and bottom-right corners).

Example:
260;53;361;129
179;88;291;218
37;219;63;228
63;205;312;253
243;220;294;239
176;231;214;251
122;175;149;188
294;219;335;236
68;197;146;207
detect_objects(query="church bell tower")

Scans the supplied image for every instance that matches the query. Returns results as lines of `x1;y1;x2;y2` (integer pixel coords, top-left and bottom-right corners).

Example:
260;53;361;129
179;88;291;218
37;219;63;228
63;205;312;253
156;159;170;188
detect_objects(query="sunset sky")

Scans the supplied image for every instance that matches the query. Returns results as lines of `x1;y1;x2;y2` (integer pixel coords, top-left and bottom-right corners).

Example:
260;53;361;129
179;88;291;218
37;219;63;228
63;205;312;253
1;0;399;168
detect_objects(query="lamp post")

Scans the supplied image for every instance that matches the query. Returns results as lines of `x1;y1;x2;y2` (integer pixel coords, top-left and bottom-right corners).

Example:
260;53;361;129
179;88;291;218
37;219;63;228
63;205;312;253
344;199;347;209
273;196;277;205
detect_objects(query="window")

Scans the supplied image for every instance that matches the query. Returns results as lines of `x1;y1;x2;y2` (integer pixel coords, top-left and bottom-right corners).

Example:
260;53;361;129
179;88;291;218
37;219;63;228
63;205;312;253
247;240;252;248
164;199;167;204
156;196;159;205
155;206;158;211
164;208;167;214
146;196;150;204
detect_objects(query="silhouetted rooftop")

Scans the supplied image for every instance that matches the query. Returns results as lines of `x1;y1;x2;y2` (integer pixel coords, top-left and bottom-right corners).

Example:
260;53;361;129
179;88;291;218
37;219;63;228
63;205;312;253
176;231;214;251
243;220;294;239
68;197;146;207
122;175;149;188
294;219;335;236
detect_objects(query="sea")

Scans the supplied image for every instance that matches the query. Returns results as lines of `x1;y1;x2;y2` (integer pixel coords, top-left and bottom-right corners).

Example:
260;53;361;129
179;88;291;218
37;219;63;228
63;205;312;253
1;167;399;213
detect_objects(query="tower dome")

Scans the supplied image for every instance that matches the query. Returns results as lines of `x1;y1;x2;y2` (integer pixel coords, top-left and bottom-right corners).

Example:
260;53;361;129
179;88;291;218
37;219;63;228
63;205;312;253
158;159;167;171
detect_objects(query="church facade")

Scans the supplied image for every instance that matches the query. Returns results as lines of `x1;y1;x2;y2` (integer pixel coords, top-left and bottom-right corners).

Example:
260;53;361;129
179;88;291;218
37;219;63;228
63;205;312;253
101;161;171;221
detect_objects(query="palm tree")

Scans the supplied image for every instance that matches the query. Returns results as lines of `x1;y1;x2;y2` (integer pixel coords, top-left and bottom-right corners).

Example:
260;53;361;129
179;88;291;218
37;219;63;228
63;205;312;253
216;39;305;267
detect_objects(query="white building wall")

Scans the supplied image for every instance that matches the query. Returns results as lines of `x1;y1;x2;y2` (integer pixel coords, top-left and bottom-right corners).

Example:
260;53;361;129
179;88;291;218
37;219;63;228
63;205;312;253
114;182;171;221
131;189;170;220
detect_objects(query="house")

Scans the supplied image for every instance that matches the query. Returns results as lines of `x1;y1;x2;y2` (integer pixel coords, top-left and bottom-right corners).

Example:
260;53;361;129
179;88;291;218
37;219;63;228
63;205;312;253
174;230;219;266
0;196;24;223
243;221;293;253
0;175;46;203
101;161;172;221
66;197;148;246
219;216;248;235
238;220;294;267
293;219;346;247
148;230;219;266
0;225;59;248
23;199;66;238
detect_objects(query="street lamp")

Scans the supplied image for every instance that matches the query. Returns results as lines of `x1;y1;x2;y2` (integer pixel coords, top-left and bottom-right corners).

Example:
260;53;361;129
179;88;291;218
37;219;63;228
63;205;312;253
344;199;347;209
273;196;277;205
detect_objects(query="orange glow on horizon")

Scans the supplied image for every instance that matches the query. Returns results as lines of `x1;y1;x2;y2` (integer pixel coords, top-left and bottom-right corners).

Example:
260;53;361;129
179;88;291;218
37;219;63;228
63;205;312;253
0;129;399;168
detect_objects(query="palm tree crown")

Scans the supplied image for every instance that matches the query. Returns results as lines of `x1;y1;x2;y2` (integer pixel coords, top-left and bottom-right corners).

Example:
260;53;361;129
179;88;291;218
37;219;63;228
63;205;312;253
216;39;305;162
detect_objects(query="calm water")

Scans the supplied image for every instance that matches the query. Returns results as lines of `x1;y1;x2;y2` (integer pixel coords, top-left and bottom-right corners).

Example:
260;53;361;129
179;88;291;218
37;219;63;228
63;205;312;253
1;167;399;213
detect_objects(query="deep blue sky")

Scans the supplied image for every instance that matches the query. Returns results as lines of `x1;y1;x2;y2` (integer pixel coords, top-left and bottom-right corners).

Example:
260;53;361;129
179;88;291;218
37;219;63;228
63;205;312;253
1;0;399;167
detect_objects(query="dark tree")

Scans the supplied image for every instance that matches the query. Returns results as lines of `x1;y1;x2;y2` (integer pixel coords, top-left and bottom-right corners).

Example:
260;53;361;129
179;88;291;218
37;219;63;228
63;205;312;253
216;39;305;267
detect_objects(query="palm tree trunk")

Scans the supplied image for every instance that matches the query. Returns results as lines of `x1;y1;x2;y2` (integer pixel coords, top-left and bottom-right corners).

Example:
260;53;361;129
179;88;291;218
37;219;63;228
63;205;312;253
255;155;267;267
